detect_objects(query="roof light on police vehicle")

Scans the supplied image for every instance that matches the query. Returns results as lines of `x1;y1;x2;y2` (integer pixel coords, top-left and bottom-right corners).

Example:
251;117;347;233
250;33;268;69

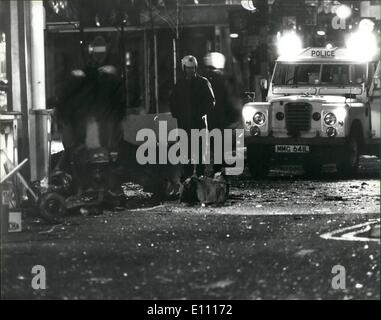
253;112;266;126
346;29;377;61
324;112;337;126
277;31;302;58
326;127;337;137
359;19;375;33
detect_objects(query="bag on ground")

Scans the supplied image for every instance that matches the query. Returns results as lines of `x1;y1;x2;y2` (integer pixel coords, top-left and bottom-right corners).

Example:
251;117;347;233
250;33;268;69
179;172;229;205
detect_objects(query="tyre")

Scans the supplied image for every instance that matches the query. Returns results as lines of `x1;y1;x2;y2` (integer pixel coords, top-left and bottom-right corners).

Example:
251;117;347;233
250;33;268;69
39;192;67;223
246;145;270;179
337;132;360;177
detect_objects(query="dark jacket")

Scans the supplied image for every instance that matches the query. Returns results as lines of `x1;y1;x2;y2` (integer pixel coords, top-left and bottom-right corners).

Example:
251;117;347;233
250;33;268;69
170;74;215;132
204;69;235;130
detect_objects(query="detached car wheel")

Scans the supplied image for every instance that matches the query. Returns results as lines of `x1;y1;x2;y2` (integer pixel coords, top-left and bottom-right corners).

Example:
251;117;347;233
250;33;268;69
39;192;67;223
247;146;270;179
337;133;360;177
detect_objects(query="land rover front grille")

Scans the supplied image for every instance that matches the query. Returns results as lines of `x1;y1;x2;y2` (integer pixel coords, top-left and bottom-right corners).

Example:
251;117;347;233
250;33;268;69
285;102;312;135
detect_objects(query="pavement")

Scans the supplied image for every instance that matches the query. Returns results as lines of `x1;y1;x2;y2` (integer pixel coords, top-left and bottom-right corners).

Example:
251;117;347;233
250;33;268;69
1;157;380;300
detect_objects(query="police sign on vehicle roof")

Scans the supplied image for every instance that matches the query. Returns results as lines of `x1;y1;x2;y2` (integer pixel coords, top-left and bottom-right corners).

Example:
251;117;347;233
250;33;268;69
311;49;335;57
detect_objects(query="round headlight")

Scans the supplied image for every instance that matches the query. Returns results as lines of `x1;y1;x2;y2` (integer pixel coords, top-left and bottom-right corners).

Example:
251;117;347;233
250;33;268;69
253;112;266;125
324;112;337;126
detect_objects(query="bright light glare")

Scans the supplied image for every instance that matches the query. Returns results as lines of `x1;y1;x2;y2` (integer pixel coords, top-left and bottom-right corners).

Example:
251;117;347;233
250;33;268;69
359;19;375;33
346;31;378;61
277;32;302;58
335;108;348;122
242;106;255;121
336;4;352;19
317;30;326;36
230;33;239;39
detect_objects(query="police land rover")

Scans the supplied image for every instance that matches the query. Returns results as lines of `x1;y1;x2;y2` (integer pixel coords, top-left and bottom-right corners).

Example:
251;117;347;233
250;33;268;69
243;33;381;178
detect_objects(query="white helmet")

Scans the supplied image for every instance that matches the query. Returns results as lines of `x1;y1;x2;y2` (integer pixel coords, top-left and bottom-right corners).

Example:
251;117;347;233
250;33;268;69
203;52;226;69
181;55;198;70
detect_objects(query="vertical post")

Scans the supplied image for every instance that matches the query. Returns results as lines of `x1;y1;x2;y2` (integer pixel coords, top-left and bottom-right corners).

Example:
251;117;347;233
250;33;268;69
9;1;21;113
148;0;159;114
30;1;45;111
29;0;48;181
17;0;32;181
173;38;177;85
144;30;150;112
215;26;221;52
153;31;158;114
3;0;12;112
173;0;180;85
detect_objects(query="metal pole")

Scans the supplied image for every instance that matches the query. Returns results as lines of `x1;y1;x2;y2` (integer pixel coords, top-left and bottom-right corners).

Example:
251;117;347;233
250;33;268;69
154;31;158;114
173;0;180;85
173;38;177;85
29;0;48;181
30;1;45;112
144;30;150;112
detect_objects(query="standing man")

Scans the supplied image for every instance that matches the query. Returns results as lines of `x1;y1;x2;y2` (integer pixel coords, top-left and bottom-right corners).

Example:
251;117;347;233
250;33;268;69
170;55;215;180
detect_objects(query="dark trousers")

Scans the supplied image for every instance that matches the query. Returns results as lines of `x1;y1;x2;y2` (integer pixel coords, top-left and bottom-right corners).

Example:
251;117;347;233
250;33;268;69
180;132;205;181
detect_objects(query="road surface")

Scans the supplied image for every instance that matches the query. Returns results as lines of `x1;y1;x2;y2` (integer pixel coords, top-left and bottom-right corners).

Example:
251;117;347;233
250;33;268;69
1;157;380;300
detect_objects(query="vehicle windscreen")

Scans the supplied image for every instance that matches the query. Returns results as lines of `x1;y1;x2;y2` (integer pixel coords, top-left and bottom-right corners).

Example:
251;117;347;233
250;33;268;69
273;64;320;86
273;63;367;86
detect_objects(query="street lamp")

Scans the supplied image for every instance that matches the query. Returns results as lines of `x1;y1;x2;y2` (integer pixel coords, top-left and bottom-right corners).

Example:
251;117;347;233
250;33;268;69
241;0;256;12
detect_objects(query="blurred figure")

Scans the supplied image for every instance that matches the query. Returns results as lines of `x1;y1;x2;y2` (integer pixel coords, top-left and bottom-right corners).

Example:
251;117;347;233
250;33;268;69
169;55;215;180
203;52;237;173
54;63;125;193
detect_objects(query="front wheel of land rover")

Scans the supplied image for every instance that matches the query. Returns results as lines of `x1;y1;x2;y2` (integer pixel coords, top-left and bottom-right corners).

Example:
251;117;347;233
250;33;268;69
247;145;270;179
337;132;360;177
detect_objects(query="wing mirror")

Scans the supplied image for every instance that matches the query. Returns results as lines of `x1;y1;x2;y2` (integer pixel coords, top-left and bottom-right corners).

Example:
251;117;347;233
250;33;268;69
244;92;256;103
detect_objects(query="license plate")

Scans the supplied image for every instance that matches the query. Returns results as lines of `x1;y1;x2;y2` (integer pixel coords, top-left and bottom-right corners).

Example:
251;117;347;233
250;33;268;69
275;145;310;153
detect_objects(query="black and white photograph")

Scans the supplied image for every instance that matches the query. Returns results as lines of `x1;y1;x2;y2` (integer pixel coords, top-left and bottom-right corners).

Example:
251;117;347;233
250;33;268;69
0;0;380;304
